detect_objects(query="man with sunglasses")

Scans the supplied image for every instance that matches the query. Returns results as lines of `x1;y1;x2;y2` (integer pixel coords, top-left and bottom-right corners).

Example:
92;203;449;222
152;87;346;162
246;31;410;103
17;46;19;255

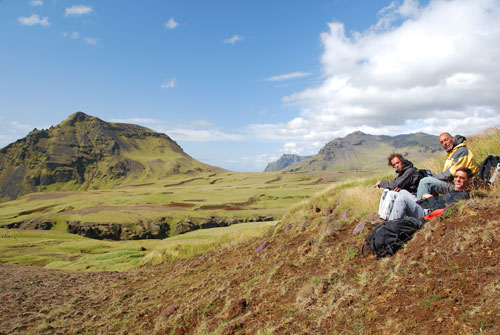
388;167;473;221
416;133;478;199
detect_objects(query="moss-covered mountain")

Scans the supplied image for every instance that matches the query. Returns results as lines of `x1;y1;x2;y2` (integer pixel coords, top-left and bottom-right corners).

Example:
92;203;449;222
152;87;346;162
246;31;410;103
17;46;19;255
280;131;442;172
0;112;220;201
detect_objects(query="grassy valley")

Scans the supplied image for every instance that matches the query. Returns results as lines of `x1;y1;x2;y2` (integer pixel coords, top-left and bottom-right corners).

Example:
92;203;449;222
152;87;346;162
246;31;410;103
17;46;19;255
0;169;369;240
0;127;498;334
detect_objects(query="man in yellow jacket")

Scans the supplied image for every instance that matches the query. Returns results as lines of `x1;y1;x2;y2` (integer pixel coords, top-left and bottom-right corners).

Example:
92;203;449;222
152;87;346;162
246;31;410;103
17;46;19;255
416;133;478;199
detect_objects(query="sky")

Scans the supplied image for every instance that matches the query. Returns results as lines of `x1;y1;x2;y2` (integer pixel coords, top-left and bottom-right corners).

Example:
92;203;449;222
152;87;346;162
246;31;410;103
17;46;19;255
1;0;500;172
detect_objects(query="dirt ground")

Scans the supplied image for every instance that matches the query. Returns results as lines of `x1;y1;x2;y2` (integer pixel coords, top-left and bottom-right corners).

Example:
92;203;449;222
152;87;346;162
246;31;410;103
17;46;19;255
1;198;499;335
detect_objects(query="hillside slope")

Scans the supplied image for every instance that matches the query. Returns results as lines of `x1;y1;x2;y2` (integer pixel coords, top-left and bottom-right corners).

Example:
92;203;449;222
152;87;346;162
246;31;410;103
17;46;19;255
1;128;498;334
1;185;498;334
287;131;442;172
0;112;220;200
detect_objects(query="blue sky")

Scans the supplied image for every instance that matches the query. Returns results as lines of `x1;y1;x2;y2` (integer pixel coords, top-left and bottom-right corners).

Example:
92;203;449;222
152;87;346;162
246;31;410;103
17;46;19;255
1;0;499;171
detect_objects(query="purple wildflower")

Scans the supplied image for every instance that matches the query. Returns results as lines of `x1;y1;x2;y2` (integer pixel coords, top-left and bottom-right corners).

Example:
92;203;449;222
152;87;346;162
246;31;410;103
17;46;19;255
353;221;366;234
327;226;335;235
325;208;333;217
256;241;269;253
341;213;347;221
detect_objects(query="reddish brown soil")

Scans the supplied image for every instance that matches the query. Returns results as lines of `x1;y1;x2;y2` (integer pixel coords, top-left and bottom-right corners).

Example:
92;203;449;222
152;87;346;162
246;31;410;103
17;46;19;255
265;176;282;184
163;178;205;187
25;192;78;201
1;198;499;335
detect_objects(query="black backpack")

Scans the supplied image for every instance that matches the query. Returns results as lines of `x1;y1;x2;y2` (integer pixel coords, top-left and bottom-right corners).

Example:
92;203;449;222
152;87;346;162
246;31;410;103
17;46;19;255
418;169;434;178
362;217;422;259
477;155;500;186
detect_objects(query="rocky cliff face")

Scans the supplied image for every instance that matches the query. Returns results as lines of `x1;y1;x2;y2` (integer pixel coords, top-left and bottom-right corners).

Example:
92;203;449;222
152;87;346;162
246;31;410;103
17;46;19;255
264;154;312;172
0;112;216;200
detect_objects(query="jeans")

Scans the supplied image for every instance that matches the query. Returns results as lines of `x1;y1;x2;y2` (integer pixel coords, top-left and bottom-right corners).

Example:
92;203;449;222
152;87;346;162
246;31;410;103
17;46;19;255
416;177;454;199
388;190;425;221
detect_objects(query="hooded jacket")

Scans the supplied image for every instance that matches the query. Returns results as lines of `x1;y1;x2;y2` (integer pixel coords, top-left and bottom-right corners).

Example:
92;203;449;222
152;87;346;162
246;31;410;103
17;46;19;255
379;160;421;194
433;135;479;182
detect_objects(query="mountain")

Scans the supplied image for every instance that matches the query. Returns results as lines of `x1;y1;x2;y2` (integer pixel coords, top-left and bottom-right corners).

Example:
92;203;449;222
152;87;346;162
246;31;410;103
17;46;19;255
0;112;221;200
276;131;442;172
264;154;312;172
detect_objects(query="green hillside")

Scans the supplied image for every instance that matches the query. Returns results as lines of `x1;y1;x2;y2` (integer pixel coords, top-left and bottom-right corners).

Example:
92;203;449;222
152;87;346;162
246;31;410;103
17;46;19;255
0;112;220;201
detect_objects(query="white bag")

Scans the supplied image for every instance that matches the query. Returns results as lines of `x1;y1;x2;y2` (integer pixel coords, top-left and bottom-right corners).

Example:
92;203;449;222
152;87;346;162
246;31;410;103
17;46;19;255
489;163;500;185
378;189;399;220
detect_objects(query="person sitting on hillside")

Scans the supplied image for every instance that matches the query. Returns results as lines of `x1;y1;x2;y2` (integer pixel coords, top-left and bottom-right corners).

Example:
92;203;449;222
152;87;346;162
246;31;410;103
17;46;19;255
373;153;422;219
388;167;473;221
416;133;478;199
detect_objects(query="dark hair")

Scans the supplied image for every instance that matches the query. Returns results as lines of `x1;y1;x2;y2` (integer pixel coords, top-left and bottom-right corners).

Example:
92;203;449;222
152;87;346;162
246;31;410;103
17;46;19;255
387;153;405;167
455;167;473;179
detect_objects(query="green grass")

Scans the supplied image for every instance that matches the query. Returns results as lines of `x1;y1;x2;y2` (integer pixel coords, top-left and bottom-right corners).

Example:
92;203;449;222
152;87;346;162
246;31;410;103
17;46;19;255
2;126;498;272
0;221;274;271
0;170;358;234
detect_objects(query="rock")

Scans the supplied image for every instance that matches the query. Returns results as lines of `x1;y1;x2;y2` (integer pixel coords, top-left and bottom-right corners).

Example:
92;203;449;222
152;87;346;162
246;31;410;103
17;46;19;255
264;154;312;172
66;218;170;240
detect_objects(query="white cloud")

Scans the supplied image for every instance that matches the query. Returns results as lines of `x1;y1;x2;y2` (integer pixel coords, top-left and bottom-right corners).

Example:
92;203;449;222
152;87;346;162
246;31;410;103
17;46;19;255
161;78;177;89
62;32;96;45
65;5;92;17
10;121;32;131
163;128;245;142
265;72;311;82
83;37;98;45
165;17;178;30
223;34;244;44
63;31;80;39
109;117;243;142
256;154;280;167
18;14;50;26
29;0;43;6
0;121;36;148
190;120;213;127
250;0;500;155
110;118;168;126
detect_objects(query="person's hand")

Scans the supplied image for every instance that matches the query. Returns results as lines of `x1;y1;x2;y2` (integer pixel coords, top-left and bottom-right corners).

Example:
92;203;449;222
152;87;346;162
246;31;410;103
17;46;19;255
422;193;433;200
373;181;381;188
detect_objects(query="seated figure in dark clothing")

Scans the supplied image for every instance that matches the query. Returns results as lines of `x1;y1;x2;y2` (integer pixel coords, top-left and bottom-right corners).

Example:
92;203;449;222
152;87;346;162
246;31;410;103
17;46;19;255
373;153;422;219
373;153;421;193
388;167;473;221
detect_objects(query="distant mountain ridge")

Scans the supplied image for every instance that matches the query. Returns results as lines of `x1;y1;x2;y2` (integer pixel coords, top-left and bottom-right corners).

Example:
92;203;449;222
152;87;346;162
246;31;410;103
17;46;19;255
264;154;312;172
0;112;220;200
265;131;442;172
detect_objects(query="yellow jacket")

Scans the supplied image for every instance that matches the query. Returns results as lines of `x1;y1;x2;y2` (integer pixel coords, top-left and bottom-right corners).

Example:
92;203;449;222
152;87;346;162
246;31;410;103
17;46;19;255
434;136;478;181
